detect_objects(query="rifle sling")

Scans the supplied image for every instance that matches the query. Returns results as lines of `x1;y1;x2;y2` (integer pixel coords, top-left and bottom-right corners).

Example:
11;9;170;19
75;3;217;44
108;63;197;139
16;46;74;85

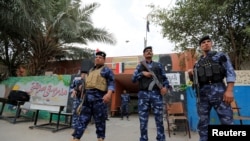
141;61;162;89
148;81;155;91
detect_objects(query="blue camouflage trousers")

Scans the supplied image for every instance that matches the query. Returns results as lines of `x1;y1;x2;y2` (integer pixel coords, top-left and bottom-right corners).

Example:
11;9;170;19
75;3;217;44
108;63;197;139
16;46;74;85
72;98;81;128
72;91;106;140
197;83;234;141
138;90;166;141
121;103;129;119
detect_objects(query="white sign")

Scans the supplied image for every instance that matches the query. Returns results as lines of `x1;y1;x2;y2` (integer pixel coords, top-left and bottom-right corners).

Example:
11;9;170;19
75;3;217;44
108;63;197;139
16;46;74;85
166;73;181;86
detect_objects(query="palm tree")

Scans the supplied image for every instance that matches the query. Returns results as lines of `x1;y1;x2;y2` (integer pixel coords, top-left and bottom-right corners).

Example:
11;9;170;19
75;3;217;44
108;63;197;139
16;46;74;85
0;0;116;75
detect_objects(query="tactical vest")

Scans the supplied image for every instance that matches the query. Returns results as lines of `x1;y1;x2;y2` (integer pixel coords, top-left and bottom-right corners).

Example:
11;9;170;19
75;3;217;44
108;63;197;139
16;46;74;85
196;52;226;84
138;62;163;90
85;66;107;91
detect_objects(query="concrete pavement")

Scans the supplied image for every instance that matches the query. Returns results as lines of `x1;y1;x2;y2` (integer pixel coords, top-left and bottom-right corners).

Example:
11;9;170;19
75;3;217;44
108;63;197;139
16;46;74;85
0;114;199;141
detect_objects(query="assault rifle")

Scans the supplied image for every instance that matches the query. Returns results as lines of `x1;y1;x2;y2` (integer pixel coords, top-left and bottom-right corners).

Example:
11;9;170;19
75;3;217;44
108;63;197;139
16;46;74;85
192;68;200;104
76;79;86;115
140;61;163;89
76;59;94;115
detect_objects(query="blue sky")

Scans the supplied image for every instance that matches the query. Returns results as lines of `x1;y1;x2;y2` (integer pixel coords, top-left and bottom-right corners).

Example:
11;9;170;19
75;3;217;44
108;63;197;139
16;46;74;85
81;0;176;57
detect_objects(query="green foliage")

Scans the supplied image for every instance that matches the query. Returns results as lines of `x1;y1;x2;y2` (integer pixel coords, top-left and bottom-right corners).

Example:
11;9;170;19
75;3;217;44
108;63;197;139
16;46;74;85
181;84;188;91
151;0;250;70
0;0;117;76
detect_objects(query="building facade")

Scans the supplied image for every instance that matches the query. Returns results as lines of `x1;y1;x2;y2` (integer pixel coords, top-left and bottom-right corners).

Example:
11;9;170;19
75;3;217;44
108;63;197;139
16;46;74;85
47;50;196;115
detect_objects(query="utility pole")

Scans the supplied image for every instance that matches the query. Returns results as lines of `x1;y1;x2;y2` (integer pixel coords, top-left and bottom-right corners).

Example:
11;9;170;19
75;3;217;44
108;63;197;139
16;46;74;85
144;15;149;48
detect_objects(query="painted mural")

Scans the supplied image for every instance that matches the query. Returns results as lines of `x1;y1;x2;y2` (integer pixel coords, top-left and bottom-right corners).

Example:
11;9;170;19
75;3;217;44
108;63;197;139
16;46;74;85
110;54;173;71
159;54;173;73
112;56;139;69
163;71;187;105
0;75;71;106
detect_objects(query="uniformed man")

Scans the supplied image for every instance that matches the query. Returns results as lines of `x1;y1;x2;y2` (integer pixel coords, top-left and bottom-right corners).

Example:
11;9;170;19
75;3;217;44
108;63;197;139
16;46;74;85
70;71;86;131
120;89;130;120
188;35;236;141
132;46;170;141
71;51;115;141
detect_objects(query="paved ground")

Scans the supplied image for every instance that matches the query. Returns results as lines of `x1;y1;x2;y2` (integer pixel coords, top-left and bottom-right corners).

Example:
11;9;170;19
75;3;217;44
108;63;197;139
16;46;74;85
0;114;199;141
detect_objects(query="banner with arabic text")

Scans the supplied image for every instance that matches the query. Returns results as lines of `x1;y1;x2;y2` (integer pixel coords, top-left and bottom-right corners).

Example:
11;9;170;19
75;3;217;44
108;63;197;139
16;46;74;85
0;75;71;106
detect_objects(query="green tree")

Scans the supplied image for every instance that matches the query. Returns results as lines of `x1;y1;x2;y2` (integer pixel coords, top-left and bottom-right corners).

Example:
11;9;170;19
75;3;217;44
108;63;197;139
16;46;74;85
0;0;116;75
150;0;250;70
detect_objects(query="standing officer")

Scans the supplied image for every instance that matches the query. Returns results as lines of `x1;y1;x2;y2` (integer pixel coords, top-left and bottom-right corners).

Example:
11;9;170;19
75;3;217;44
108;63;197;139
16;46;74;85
71;59;94;132
188;36;236;141
71;51;115;141
70;71;86;133
132;46;169;141
120;89;130;120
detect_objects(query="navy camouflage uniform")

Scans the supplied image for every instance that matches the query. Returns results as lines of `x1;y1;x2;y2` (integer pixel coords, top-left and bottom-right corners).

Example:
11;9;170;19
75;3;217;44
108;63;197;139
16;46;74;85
70;77;83;128
194;51;236;141
132;61;169;141
72;66;115;140
120;93;130;119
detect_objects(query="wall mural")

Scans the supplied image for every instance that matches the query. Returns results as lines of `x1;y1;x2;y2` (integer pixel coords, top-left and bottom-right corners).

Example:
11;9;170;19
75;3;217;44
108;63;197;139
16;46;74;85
159;54;172;73
112;56;139;69
109;54;173;70
164;72;186;103
0;75;71;106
